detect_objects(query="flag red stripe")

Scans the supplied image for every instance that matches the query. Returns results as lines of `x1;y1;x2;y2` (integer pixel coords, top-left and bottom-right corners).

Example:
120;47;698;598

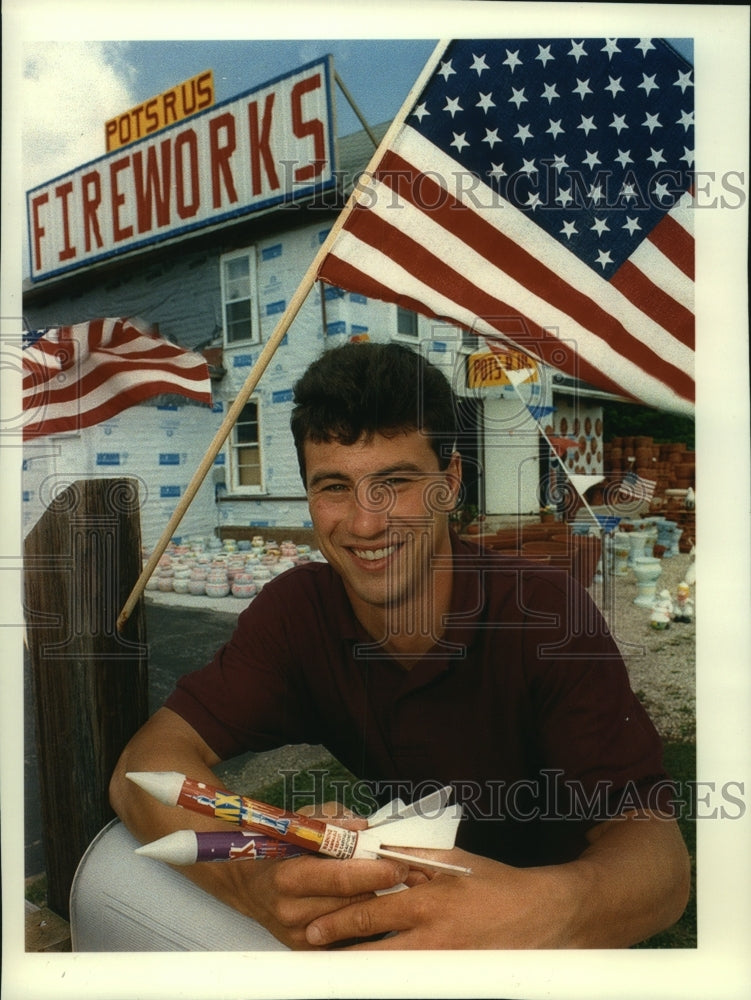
367;151;693;402
22;378;209;439
609;261;695;350
646;214;695;280
22;352;208;398
338;189;694;403
24;361;210;410
22;317;211;440
321;247;635;401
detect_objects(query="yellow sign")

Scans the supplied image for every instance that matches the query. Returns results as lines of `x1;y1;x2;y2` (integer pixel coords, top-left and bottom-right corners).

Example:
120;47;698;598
467;349;538;389
105;70;214;152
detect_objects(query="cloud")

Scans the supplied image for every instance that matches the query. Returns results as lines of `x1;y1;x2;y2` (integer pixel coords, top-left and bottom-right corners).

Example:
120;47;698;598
23;41;136;191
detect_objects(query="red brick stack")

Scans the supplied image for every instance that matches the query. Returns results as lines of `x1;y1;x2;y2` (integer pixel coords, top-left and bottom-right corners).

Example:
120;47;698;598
603;436;695;550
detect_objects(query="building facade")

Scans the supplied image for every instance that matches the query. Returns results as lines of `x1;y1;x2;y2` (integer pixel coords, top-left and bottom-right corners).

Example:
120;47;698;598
22;59;607;547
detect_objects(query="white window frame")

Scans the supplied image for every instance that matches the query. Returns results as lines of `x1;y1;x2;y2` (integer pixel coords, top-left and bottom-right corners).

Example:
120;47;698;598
226;396;265;494
220;246;260;346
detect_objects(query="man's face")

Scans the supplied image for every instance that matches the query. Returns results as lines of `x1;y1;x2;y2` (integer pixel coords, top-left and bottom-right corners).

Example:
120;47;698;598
304;430;461;616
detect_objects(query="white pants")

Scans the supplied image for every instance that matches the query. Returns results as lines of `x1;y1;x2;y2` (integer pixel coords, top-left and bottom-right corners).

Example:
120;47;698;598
70;820;289;951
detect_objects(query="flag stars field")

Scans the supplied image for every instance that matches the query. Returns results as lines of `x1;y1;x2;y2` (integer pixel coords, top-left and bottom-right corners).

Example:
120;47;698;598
404;37;694;265
317;36;695;416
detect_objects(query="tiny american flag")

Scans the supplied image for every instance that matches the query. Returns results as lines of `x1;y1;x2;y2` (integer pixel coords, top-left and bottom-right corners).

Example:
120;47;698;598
617;470;657;504
318;38;694;415
22;317;212;440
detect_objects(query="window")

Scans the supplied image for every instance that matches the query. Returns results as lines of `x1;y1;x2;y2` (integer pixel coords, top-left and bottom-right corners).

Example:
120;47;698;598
221;248;259;344
461;326;481;349
396;306;419;339
228;399;264;492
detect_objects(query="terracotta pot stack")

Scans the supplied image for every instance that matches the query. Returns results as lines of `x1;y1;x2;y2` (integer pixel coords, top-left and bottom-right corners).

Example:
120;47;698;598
602;436;695;551
604;435;695;492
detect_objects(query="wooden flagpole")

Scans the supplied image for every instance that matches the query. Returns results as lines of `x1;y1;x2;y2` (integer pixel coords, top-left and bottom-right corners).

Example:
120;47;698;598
117;39;450;631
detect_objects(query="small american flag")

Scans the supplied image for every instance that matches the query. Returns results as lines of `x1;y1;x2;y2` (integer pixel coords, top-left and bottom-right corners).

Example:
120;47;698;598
617;470;656;504
22;317;212;440
318;38;694;416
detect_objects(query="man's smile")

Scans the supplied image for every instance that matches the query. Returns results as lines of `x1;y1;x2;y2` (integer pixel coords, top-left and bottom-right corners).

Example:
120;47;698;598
350;543;399;563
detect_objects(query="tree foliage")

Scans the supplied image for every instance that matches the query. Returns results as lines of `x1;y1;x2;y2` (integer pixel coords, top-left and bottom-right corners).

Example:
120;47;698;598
603;402;695;447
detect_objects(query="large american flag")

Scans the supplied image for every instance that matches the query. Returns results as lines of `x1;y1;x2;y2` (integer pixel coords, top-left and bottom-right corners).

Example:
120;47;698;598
318;38;694;415
22;317;212;440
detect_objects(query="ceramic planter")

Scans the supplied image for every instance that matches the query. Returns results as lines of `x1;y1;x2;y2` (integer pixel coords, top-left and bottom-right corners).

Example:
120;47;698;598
611;532;632;576
633;557;663;607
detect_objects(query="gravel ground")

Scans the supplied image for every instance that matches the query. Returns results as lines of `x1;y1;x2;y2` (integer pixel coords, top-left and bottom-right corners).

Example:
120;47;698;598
216;551;697;797
589;552;696;743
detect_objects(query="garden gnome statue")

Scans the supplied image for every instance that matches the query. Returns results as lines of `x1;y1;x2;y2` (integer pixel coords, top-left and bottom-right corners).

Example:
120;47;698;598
673;581;695;623
650;589;674;630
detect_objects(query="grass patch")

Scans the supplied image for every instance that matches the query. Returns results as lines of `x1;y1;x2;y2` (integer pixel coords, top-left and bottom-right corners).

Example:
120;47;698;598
633;739;697;948
24;873;48;908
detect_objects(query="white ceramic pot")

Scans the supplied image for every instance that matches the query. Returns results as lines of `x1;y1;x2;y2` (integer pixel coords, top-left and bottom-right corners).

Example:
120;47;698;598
633;557;662;607
231;577;257;599
611;532;631;576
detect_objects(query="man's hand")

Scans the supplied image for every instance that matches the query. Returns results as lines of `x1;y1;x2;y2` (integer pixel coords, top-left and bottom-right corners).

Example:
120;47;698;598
226;852;411;949
304;812;690;950
304;848;564;949
230;803;411;949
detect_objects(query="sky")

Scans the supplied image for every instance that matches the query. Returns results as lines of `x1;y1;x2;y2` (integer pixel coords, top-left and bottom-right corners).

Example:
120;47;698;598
19;37;439;193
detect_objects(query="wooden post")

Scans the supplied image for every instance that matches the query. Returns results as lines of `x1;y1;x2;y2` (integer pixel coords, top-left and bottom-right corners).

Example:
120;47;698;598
24;478;148;919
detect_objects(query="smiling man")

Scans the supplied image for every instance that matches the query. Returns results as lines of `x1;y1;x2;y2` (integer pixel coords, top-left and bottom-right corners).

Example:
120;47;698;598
303;430;459;659
110;340;689;950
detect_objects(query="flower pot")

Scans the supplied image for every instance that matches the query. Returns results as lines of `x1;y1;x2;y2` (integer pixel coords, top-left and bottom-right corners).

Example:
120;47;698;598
667;524;683;558
522;540;570;571
627;531;651;567
522;541;568;555
231;574;258;599
610;532;632;576
633;557;663;607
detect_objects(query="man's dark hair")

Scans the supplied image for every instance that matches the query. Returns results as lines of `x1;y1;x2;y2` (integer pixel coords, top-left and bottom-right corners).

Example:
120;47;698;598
290;341;458;485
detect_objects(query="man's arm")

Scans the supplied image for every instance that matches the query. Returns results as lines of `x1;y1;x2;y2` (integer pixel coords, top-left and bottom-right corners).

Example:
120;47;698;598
109;707;410;949
303;811;691;949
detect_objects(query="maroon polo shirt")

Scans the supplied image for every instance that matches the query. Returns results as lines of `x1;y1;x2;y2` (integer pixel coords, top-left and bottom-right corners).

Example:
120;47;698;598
166;535;672;866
